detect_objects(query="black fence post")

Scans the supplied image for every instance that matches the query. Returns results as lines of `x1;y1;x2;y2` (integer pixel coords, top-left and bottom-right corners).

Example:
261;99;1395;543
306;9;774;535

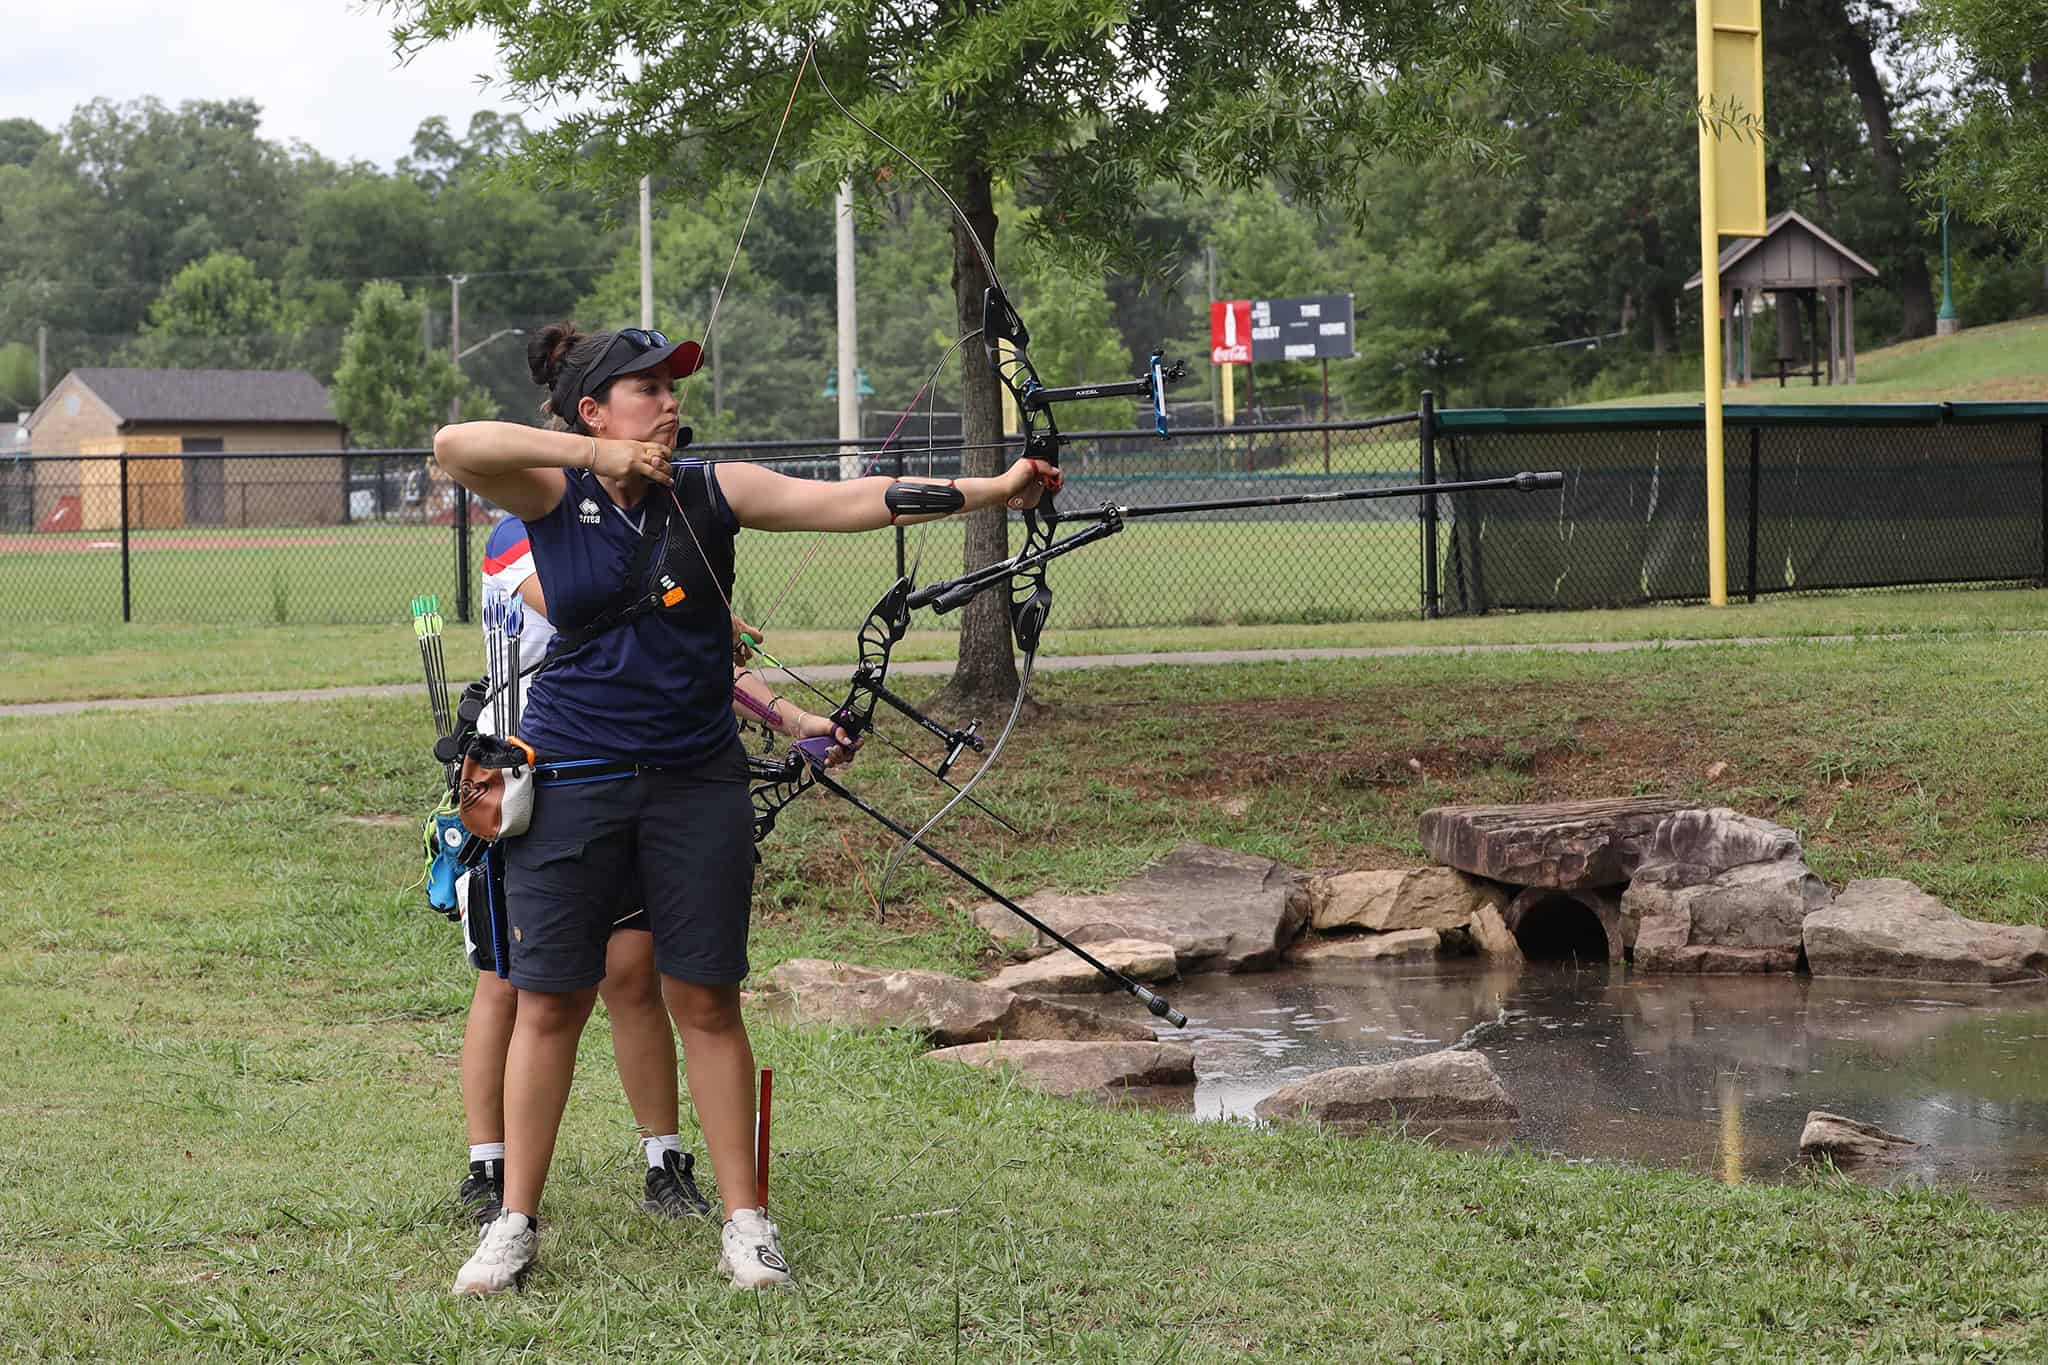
894;444;906;581
119;454;132;623
2039;423;2047;584
1747;425;1761;603
1420;390;1439;619
455;482;472;624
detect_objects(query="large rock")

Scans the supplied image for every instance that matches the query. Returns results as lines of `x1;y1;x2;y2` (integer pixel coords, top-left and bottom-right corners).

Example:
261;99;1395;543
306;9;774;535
1290;927;1442;965
1468;905;1523;959
1624;810;1829;973
1799;1111;1920;1164
754;959;1154;1044
987;939;1178;995
972;842;1308;973
1310;867;1508;933
1803;879;2048;983
1254;1050;1518;1125
1419;798;1696;890
924;1040;1196;1098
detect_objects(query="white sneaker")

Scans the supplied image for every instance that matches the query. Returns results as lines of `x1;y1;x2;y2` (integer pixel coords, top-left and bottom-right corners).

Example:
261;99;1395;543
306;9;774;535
719;1207;792;1289
451;1210;538;1296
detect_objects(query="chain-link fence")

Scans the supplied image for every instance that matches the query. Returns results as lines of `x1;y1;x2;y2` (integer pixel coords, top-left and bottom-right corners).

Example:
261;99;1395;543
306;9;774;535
1436;402;2048;613
9;402;2046;627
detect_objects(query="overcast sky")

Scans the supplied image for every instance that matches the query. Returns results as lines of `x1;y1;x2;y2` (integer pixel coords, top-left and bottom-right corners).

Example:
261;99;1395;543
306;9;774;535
10;1;547;168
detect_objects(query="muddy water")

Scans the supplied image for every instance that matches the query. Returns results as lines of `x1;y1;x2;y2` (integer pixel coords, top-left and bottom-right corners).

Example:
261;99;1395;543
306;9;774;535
1151;964;2048;1208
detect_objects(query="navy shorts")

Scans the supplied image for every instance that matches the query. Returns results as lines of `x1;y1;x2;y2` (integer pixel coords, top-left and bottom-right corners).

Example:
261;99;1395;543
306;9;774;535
500;739;754;993
460;848;647;976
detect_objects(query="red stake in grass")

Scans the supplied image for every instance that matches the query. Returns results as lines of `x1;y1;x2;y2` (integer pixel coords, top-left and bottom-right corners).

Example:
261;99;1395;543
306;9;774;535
755;1067;773;1211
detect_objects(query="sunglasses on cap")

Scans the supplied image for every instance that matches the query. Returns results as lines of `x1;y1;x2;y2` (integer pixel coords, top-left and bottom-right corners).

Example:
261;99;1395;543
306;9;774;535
573;327;705;408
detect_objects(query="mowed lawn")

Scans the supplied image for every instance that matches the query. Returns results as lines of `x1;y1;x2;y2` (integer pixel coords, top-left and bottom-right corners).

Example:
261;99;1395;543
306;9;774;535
3;636;2047;1359
0;514;1432;631
1595;313;2048;407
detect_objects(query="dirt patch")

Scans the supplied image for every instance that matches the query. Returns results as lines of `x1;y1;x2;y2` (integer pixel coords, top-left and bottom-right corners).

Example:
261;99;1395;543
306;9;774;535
342;813;414;829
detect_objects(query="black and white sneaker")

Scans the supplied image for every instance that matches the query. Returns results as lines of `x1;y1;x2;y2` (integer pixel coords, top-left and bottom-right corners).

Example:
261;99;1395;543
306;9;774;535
642;1150;712;1219
456;1159;503;1225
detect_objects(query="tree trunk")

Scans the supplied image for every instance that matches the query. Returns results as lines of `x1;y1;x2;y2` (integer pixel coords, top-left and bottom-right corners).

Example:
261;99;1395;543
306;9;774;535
1816;0;1935;337
933;162;1022;713
1636;215;1674;353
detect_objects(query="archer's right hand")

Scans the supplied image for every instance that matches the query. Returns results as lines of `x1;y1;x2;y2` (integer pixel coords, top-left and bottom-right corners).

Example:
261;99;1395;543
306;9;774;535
589;438;676;487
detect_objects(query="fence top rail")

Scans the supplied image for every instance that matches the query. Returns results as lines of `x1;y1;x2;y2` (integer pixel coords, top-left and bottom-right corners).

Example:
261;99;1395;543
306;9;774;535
8;415;1423;468
7;448;432;463
1441;404;1940;431
1439;401;2048;433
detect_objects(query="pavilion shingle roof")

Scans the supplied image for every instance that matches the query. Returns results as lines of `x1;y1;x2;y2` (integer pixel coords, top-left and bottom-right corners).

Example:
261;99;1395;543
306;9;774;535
70;368;337;424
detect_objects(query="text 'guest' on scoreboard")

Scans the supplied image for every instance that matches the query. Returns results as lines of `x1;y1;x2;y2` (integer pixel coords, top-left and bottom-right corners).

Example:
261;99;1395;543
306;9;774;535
1209;295;1356;364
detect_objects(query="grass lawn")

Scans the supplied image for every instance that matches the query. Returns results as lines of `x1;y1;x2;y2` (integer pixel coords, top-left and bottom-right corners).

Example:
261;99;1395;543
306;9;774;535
0;515;1434;632
4;584;2044;706
1591;313;2048;407
3;636;2046;1359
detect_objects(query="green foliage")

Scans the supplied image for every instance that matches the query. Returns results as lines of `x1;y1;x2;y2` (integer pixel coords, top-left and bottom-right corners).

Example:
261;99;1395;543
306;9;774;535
125;250;300;369
0;117;48;169
0;341;36;410
1913;0;2048;246
331;280;495;448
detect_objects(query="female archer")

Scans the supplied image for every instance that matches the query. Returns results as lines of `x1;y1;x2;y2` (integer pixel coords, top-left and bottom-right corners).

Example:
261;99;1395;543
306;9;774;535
433;320;1058;1295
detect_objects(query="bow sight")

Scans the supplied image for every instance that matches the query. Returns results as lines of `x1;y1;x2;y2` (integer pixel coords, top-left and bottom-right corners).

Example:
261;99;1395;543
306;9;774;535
983;287;1188;451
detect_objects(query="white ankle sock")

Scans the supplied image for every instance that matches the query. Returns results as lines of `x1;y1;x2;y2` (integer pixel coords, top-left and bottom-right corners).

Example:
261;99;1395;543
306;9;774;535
643;1134;682;1169
469;1142;506;1166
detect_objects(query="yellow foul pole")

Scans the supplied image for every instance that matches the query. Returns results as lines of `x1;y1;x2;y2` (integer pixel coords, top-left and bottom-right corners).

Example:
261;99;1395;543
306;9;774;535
1697;0;1766;607
1697;0;1728;606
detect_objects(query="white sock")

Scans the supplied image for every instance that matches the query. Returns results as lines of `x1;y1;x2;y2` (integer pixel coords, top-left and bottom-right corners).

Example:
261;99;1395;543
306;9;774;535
643;1134;682;1169
469;1141;505;1166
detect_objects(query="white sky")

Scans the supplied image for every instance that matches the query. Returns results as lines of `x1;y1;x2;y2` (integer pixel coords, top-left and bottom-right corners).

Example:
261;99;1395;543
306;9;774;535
7;1;546;168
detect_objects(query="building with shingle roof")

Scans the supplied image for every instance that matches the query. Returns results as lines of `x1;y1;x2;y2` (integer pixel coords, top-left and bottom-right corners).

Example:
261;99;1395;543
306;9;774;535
16;368;346;531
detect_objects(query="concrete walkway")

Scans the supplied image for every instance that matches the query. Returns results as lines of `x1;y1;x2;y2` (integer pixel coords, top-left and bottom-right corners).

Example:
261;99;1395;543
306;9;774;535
0;631;1925;718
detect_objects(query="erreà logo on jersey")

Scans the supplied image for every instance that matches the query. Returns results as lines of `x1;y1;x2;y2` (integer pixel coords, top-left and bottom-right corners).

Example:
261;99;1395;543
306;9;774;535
578;498;601;525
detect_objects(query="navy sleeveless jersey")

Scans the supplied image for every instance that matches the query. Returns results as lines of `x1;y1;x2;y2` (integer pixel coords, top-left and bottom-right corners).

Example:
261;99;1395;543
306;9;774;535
515;462;741;767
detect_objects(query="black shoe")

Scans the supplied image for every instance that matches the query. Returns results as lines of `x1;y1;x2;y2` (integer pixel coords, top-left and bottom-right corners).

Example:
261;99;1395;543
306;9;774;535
457;1158;504;1225
642;1150;711;1219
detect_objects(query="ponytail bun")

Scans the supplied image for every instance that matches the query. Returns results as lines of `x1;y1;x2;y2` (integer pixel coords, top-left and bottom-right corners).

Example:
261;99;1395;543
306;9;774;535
527;321;581;390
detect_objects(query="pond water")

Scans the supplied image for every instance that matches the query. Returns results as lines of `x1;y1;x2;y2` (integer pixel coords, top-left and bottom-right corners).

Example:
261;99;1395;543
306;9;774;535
1145;963;2048;1208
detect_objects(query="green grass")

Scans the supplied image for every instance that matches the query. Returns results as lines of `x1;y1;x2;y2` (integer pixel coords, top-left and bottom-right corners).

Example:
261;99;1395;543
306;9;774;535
1590;313;2048;407
0;516;1431;631
5;584;2046;706
4;638;2048;1359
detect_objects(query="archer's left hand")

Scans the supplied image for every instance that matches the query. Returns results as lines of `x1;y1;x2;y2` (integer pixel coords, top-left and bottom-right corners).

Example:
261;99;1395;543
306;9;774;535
1002;457;1062;511
793;710;857;767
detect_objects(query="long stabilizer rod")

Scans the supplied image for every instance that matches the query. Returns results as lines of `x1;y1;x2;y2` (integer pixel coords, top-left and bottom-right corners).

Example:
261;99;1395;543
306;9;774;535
1060;469;1565;522
808;766;1188;1028
910;471;1564;615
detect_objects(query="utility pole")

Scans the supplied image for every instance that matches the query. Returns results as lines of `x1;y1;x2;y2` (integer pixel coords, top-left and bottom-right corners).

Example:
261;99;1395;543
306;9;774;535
447;274;467;426
639;176;655;329
36;325;47;402
835;179;860;479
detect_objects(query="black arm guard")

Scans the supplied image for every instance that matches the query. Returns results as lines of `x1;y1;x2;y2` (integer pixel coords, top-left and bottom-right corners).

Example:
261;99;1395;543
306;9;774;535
884;480;965;519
